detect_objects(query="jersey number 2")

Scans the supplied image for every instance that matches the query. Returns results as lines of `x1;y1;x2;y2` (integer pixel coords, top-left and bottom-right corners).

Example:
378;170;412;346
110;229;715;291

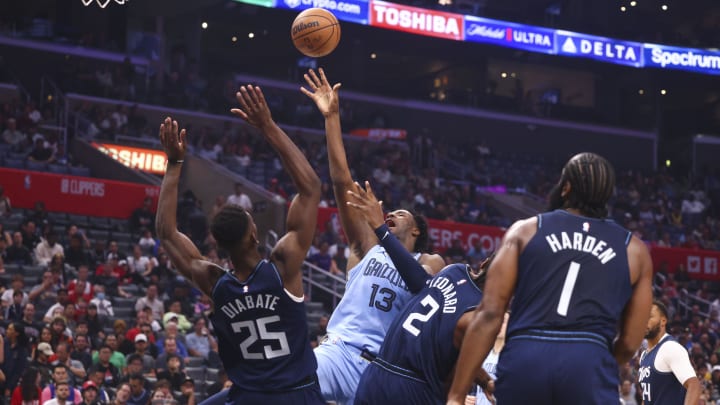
231;316;290;360
557;261;581;317
402;295;440;336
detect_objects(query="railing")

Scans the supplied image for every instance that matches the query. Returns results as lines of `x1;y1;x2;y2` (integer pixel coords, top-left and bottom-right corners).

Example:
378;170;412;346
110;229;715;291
40;75;68;162
264;230;346;308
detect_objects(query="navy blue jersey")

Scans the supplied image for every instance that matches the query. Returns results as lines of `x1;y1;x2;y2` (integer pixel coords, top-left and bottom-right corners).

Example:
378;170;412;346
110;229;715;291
210;260;317;392
359;264;483;403
507;210;633;344
639;335;687;405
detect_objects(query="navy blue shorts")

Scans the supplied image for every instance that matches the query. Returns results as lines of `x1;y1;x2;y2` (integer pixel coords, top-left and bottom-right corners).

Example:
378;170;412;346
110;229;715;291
200;383;324;405
355;362;442;405
495;336;619;405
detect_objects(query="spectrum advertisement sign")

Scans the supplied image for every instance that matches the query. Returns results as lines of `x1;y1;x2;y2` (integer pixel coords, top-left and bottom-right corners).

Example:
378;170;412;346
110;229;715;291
276;0;369;24
643;43;720;76
464;16;554;54
555;31;643;67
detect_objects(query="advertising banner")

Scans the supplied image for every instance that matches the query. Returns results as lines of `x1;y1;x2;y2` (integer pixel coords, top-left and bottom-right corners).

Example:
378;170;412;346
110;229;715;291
91;142;167;175
555;30;643;67
650;246;720;281
464;15;555;54
370;1;464;41
0;168;159;219
350;128;407;140
276;0;369;24
643;43;720;76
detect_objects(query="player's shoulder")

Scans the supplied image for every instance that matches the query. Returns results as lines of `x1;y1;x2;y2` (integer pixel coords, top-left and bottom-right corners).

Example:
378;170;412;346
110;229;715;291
658;338;688;356
419;252;446;274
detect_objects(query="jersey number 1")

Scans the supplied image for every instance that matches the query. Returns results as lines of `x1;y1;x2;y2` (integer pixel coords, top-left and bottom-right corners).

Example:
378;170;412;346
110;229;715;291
402;295;440;336
557;261;581;317
232;316;290;360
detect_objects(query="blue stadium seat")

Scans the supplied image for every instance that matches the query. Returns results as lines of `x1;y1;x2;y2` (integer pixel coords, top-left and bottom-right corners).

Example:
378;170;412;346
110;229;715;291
26;160;48;171
69;166;91;177
4;158;24;169
48;164;69;174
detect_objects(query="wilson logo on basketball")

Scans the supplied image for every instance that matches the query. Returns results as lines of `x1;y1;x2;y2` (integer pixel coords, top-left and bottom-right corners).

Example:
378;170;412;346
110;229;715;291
292;20;321;36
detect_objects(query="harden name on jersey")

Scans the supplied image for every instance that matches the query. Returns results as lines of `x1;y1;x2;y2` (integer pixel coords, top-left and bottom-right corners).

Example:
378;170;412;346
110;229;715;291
544;231;617;264
219;294;281;319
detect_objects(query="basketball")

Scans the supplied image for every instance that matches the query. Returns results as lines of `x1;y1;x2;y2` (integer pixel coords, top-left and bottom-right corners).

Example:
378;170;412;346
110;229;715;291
291;8;341;58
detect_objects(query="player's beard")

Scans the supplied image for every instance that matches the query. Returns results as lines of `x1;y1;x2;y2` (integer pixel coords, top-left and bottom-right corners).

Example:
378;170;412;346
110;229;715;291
547;181;565;211
645;323;661;340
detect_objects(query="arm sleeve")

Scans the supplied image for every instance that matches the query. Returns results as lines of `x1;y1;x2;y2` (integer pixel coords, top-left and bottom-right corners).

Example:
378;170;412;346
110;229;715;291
373;224;430;293
656;341;697;385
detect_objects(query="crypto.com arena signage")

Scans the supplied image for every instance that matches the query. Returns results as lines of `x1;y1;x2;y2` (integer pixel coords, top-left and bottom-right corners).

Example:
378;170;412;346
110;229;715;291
235;0;720;76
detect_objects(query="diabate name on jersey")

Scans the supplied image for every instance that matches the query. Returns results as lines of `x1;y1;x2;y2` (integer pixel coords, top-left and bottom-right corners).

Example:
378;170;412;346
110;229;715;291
219;294;281;319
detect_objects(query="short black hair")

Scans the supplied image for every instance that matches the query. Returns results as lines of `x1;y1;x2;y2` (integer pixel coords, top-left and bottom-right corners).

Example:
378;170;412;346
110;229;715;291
560;153;616;218
210;205;250;252
129;373;144;382
408;210;430;253
653;300;669;319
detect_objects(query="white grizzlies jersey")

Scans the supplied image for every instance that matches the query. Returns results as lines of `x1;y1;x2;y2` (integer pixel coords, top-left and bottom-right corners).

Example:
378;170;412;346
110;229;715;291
476;350;500;405
325;244;419;354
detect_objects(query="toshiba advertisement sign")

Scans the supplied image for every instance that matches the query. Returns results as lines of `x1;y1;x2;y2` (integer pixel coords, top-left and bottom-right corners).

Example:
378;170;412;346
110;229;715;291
91;142;167;174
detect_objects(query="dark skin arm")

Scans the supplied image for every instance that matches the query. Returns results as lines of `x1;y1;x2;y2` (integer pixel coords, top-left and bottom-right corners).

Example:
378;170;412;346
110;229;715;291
301;68;377;270
446;218;532;404
613;235;653;364
155;117;224;298
232;85;321;297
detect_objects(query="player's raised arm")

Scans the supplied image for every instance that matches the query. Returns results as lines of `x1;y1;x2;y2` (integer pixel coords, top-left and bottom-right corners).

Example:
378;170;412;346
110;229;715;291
346;181;431;292
614;235;653;364
155;117;224;297
232;85;321;297
301;68;376;266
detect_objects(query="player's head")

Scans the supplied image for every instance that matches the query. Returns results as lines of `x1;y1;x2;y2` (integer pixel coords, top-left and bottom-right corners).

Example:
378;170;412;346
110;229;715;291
210;205;258;254
548;152;615;218
471;251;496;289
385;209;430;253
645;300;669;340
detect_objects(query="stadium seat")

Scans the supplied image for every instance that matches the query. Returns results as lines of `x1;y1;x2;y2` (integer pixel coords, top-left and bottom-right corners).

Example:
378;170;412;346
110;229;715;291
185;366;206;382
47;163;69;174
186;357;205;368
114;306;134;319
26;160;47;171
23;265;47;279
4;158;24;169
69;166;91;177
89;217;112;230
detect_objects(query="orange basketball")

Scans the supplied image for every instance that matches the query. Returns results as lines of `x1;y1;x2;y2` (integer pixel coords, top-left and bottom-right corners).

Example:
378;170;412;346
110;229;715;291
291;8;341;58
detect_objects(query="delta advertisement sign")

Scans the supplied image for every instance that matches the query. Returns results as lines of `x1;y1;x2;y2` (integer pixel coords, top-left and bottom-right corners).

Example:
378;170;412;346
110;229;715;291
91;142;167;174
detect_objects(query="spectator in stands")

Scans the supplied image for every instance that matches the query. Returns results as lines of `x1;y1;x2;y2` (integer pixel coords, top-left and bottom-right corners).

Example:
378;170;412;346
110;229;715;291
2;275;29;308
134;283;163;323
127;373;150;405
49;317;72;348
193;294;211;319
65;235;91;269
28;134;55;163
307;241;332;272
114;383;131;405
44;289;70;323
157;322;188;357
30;202;50;228
86;369;112;401
2;118;27;152
126;244;155;285
92;335;125;371
0;185;11;217
20;303;41;345
29;272;60;310
185;317;217;361
156;354;187;391
148;253;173;295
93;259;131;299
53;342;86;389
205;369;228;397
67;265;93;305
126;338;155;377
78;381;99;405
20;220;40;251
3;322;30;398
138;229;158;256
71;334;93;371
6;289;25;321
155;338;185;373
162;302;191;333
41;364;82;404
32;342;54;386
310;315;329;349
130;198;155;235
225;183;252;212
112;320;134;356
83;304;106;343
10;367;41;405
6;232;32;265
268;178;287;199
444;237;467;263
89;345;120;388
177;377;196;405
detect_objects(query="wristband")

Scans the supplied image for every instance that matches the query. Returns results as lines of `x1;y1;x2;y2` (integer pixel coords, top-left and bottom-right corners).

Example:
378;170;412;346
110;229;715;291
374;223;391;241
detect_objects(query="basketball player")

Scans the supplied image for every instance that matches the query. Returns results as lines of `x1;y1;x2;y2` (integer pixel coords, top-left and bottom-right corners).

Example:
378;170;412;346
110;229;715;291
302;68;445;404
155;84;323;404
447;152;654;405
638;300;700;404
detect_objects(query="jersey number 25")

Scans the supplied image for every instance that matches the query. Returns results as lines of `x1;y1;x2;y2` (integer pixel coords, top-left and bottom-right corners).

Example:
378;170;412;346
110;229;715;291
232;316;291;360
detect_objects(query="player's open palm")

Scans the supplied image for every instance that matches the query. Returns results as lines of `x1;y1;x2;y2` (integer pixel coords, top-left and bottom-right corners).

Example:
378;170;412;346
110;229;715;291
231;85;273;129
346;181;385;229
159;116;186;162
301;68;341;117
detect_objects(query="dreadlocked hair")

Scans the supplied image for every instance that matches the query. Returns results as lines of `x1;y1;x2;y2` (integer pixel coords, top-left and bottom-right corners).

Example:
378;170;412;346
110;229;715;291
561;152;616;218
408;210;430;253
210;205;250;253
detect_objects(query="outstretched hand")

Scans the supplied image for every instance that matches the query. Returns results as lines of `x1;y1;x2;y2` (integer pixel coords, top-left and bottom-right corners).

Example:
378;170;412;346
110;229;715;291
346;181;386;229
159;117;187;162
231;85;274;129
300;68;341;118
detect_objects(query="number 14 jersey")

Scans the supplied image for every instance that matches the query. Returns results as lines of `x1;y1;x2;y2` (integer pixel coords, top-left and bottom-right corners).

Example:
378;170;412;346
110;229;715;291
210;260;317;391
